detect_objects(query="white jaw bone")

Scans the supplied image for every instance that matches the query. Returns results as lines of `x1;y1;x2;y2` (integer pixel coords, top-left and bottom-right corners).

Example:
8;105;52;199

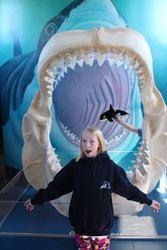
22;27;167;216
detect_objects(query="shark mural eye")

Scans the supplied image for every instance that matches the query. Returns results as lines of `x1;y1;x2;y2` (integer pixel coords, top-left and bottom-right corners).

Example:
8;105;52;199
37;15;67;52
44;22;57;37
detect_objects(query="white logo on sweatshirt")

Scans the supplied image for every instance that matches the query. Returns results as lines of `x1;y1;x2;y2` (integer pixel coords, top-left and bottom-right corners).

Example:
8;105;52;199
100;181;111;189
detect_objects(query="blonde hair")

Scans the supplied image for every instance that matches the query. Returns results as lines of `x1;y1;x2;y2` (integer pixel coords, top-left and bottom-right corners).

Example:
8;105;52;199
77;126;106;161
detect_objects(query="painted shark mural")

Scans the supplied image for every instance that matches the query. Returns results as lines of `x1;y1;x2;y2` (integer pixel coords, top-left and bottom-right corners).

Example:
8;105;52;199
0;0;141;168
1;0;167;216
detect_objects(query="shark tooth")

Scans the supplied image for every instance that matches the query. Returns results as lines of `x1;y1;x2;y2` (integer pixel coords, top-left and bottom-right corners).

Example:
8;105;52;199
107;57;114;67
63;64;68;73
82;53;92;65
139;163;149;175
44;76;54;84
123;51;134;66
111;51;122;64
77;59;84;67
134;168;143;182
129;166;136;173
63;53;71;64
96;51;107;66
46;68;55;77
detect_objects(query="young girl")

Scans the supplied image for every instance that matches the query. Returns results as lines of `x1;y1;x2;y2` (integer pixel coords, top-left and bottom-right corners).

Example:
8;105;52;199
24;126;160;249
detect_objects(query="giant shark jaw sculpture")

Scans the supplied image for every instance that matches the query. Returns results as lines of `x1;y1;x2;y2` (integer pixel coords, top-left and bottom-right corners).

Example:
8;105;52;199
22;27;167;216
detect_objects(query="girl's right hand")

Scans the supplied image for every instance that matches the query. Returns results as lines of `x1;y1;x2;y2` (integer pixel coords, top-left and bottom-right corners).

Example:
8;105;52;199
114;115;120;122
24;199;34;211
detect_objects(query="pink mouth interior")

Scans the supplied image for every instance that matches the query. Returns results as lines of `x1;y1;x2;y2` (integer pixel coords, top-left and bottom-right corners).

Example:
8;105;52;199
86;150;91;154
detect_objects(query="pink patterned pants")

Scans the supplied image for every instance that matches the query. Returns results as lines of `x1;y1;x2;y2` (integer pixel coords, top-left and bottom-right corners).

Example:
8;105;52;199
75;232;110;249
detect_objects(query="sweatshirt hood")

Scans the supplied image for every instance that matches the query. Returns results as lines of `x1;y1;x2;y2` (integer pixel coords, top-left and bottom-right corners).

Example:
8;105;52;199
83;151;110;176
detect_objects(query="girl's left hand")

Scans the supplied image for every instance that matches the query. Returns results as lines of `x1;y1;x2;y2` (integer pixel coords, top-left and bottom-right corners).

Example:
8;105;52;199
24;199;34;211
151;200;160;212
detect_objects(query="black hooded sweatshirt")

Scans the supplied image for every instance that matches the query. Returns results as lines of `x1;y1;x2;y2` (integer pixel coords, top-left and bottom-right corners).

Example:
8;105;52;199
31;151;152;236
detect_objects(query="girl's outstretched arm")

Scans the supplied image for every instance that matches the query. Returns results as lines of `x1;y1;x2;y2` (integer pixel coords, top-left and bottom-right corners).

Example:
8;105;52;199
114;116;139;134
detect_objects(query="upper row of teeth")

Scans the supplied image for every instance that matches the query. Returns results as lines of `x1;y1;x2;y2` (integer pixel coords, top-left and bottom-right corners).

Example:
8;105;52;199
44;49;145;90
